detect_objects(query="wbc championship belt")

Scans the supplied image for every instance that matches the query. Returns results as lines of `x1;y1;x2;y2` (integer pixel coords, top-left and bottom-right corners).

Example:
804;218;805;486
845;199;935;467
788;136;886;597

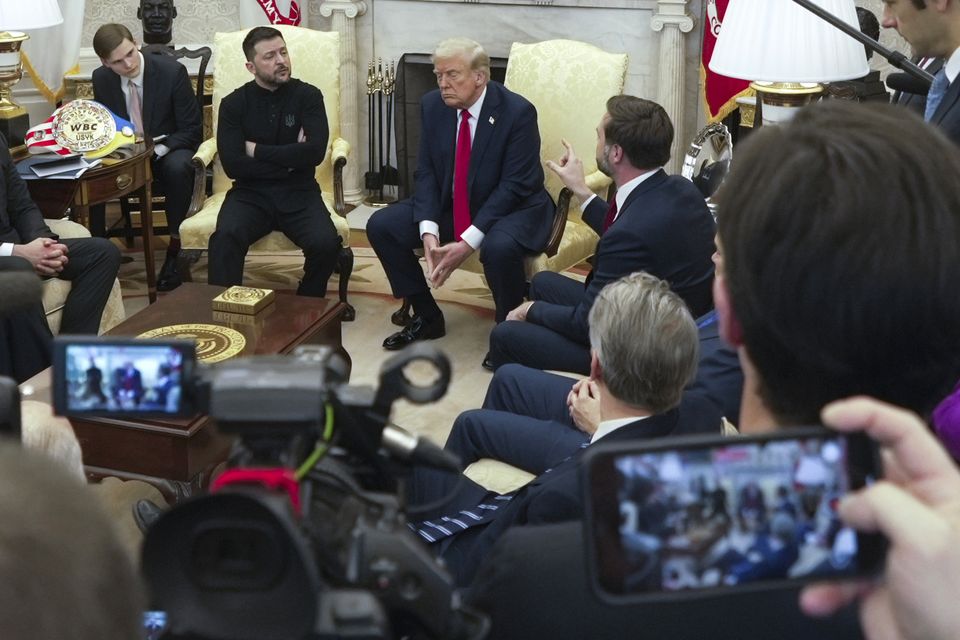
25;100;136;159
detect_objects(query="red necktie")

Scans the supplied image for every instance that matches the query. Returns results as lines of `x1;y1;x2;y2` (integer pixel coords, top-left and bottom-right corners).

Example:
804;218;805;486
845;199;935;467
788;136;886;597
602;198;618;233
453;111;472;240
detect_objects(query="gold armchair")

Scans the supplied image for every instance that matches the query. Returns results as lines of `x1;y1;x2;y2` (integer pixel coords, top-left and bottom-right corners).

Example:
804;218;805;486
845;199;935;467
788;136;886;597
178;26;354;320
393;39;627;325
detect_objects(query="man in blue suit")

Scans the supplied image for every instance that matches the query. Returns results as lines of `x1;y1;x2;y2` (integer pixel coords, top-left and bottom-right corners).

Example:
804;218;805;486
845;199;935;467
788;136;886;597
488;96;716;374
367;38;553;355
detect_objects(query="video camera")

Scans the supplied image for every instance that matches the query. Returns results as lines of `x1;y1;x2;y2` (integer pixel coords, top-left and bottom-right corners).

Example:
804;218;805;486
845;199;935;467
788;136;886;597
52;336;489;640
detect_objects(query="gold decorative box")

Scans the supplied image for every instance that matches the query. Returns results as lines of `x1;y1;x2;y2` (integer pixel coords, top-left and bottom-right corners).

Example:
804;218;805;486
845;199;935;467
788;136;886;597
211;286;275;315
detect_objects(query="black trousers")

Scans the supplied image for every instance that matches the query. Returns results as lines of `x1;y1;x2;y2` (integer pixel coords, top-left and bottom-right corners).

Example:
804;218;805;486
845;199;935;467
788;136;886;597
207;188;339;297
152;148;196;234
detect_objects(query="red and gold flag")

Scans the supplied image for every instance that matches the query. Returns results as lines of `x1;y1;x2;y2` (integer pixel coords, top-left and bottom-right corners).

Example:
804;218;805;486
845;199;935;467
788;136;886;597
239;0;302;28
701;0;753;123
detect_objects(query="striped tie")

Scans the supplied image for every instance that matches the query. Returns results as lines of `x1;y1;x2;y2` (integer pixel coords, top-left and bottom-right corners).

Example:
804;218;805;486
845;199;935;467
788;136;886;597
410;441;590;543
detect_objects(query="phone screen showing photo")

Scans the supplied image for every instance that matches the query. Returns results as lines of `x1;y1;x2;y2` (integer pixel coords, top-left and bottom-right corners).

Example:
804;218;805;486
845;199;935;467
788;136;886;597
586;430;884;599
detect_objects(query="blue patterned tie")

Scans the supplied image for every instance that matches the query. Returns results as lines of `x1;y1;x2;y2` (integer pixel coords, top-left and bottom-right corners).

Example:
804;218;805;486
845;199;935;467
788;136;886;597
410;441;591;543
925;68;949;122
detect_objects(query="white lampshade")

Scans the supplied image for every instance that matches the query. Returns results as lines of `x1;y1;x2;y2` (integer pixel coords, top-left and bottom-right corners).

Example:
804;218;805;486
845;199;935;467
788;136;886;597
709;0;869;83
0;0;63;31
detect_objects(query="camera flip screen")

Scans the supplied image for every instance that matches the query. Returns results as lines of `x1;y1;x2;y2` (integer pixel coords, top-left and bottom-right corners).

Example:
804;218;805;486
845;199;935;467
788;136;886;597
53;338;195;417
586;431;883;599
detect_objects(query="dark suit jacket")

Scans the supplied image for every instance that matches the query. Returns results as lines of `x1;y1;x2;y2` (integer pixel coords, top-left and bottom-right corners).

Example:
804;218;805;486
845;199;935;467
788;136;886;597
433;400;720;585
680;312;743;428
467;522;863;640
527;170;716;345
412;81;553;251
92;52;202;153
0;135;55;245
929;68;960;146
893;57;942;116
0;136;58;380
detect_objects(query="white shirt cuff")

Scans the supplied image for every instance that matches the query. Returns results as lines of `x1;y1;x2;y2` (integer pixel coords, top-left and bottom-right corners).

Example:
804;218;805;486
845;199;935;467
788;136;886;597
154;144;170;158
580;193;597;212
419;221;440;240
460;225;484;250
0;243;12;257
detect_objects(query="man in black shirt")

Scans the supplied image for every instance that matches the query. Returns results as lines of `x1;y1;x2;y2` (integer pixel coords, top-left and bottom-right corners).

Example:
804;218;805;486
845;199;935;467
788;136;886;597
208;26;339;297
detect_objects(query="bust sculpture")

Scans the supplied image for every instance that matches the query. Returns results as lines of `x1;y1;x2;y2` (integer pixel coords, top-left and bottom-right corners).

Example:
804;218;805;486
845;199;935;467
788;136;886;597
138;0;177;46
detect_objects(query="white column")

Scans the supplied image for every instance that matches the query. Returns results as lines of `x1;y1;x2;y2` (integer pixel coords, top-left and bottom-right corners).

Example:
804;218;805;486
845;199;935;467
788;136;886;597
319;0;367;204
652;0;695;175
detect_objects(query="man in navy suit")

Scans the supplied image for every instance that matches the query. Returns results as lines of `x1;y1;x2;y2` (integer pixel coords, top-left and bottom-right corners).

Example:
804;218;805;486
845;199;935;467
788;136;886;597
446;310;742;479
488;96;716;374
92;23;202;291
880;0;960;143
367;38;553;355
405;271;718;586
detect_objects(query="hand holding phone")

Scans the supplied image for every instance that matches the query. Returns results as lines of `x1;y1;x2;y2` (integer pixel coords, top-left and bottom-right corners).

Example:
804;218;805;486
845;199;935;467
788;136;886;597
802;397;960;640
583;425;886;602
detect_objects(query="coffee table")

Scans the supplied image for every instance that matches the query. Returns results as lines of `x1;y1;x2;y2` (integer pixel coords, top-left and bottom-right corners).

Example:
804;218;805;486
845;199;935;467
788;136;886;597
69;283;351;502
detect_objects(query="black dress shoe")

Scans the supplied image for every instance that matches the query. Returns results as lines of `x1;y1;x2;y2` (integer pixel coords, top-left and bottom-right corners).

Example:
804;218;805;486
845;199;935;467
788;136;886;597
132;499;165;533
482;352;495;371
156;254;182;292
383;314;446;350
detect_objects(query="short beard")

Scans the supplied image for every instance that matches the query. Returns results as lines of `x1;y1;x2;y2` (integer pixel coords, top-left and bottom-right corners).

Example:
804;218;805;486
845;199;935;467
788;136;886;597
597;145;612;177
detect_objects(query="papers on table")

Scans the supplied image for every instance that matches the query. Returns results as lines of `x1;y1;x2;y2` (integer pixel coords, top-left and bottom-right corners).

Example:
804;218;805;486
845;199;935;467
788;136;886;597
16;154;102;180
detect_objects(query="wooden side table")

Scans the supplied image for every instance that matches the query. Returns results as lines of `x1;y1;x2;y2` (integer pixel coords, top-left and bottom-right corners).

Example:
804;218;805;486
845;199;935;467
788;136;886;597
25;141;158;303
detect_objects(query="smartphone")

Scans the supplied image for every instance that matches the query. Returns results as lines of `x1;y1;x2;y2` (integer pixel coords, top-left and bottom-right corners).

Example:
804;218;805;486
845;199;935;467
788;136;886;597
582;427;886;602
52;336;197;418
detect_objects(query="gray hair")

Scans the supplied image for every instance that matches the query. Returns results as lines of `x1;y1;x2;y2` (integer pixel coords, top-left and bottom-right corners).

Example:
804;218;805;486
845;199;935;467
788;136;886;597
432;37;490;79
588;272;699;413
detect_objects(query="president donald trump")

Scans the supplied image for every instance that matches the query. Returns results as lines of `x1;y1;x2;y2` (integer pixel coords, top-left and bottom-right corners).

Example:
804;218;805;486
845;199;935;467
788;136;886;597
367;37;552;365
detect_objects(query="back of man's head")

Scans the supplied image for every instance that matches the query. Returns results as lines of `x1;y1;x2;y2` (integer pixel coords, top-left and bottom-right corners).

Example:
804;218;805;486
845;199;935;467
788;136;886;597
588;271;699;413
0;443;144;640
604;95;673;170
717;100;960;424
